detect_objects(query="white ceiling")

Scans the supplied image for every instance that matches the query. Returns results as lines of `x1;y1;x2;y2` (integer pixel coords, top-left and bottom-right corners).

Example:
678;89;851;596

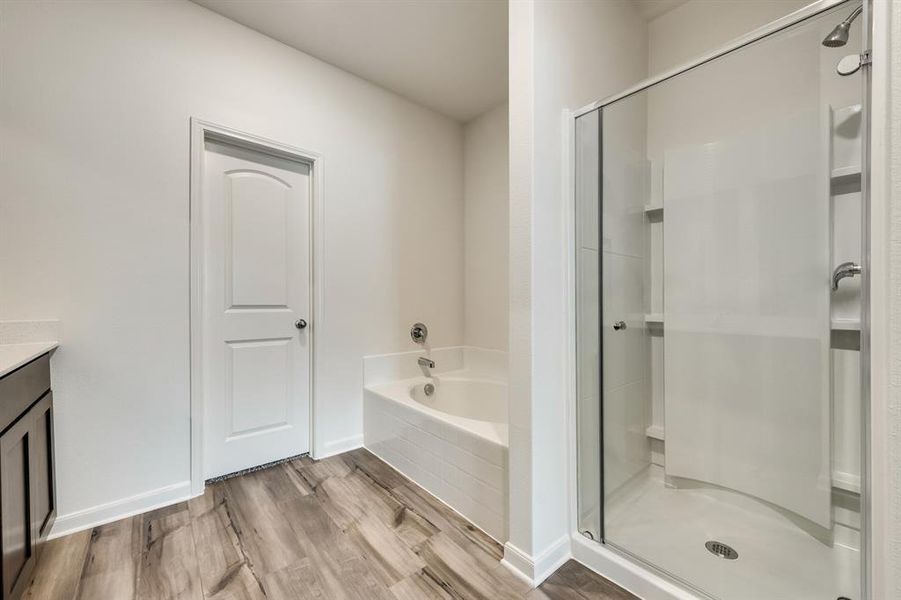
192;0;508;123
634;0;690;21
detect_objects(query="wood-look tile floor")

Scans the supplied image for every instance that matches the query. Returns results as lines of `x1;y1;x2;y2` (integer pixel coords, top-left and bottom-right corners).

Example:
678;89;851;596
23;449;637;600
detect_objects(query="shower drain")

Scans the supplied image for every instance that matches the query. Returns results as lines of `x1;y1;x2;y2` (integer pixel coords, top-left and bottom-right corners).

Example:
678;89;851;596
705;540;738;560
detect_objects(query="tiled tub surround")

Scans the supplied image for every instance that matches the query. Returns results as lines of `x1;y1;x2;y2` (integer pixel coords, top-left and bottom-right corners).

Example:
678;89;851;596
363;347;508;541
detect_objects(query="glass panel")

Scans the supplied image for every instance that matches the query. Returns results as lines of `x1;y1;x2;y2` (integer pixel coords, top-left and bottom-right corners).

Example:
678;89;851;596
575;3;865;599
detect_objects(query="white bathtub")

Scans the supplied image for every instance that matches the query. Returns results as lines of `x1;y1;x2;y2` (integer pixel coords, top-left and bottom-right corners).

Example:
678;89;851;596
363;347;508;541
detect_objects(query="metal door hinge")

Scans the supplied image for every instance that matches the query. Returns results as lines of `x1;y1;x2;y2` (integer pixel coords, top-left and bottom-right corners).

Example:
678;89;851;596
861;49;872;65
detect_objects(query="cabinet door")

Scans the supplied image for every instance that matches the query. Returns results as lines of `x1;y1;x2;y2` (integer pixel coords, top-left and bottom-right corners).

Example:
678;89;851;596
0;414;34;600
30;393;55;547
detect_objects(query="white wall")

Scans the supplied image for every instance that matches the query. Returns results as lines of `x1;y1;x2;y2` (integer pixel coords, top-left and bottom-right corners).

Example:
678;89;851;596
507;0;647;580
0;0;464;528
889;10;901;593
648;0;811;76
464;103;509;351
874;0;901;594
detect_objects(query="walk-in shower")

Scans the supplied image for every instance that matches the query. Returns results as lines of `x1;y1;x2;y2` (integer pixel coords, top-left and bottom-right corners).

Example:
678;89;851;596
574;1;869;598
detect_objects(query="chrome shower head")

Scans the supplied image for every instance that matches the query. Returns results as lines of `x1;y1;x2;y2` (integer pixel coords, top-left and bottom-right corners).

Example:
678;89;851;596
822;5;862;47
822;21;851;47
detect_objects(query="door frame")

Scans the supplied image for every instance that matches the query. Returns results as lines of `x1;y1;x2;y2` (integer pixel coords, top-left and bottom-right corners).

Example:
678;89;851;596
189;118;323;496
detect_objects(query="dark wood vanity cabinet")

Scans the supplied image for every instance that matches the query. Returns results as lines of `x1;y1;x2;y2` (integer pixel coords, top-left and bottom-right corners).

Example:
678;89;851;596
30;393;56;546
0;353;56;600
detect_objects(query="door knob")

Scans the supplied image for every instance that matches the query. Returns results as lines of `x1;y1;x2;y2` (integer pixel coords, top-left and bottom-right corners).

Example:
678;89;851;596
613;320;626;331
295;319;308;330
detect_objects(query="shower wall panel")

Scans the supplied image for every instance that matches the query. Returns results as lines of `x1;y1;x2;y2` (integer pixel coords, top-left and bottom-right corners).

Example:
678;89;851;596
662;108;832;528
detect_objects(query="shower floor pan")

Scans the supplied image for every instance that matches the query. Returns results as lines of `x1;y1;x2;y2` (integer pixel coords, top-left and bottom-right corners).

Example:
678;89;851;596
604;465;859;600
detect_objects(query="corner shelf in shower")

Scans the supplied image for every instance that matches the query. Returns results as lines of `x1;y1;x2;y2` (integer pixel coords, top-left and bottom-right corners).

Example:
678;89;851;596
642;314;860;332
828;103;862;194
831;317;861;331
830;165;861;192
832;471;861;495
645;425;665;441
644;313;664;326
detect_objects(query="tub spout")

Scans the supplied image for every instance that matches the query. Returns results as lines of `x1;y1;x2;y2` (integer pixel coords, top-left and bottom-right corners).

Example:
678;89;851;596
418;356;435;369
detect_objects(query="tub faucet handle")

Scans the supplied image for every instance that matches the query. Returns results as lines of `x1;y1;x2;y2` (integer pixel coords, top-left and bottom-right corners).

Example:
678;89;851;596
411;322;428;344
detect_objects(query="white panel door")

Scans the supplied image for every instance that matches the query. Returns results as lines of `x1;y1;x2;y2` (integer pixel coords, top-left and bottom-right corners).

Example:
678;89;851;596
203;141;311;479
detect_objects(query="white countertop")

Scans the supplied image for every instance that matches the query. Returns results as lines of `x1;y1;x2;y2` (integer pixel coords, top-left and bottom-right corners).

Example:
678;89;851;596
0;342;58;378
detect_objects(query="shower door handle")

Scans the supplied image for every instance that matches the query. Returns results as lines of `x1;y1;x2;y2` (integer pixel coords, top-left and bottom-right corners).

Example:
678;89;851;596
613;320;627;331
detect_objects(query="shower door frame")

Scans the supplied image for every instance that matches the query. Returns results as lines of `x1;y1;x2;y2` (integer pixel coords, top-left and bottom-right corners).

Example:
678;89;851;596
567;0;880;597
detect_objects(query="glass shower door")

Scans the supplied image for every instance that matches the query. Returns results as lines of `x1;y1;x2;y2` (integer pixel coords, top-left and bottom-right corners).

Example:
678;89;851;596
575;3;866;599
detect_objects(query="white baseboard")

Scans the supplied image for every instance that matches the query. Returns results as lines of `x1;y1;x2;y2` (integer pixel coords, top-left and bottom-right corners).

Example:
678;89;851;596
571;534;697;600
502;535;571;587
534;535;572;584
501;542;534;585
315;434;363;459
52;432;364;541
48;480;193;540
